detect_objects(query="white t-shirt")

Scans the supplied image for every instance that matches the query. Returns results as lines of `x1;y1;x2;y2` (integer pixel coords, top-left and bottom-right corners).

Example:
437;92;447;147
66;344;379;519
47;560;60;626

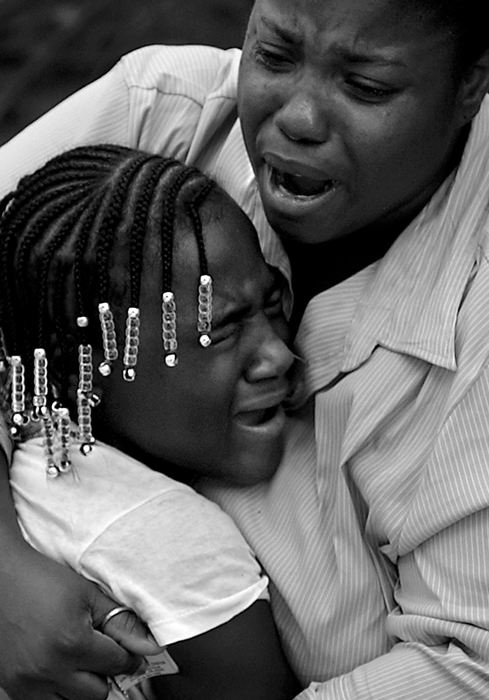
10;436;268;648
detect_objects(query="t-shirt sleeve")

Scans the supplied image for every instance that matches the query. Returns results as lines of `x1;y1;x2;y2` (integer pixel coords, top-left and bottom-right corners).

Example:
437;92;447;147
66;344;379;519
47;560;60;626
78;487;269;647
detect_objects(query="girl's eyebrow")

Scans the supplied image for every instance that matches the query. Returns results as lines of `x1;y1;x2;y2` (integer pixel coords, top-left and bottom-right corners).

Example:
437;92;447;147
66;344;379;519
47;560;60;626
212;301;253;329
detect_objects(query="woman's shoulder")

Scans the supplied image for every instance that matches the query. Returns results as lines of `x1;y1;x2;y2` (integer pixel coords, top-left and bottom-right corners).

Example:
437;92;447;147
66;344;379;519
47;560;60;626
119;43;242;101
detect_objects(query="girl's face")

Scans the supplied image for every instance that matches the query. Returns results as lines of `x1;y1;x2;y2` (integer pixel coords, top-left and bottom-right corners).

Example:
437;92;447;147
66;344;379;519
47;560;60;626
238;0;481;245
96;191;294;485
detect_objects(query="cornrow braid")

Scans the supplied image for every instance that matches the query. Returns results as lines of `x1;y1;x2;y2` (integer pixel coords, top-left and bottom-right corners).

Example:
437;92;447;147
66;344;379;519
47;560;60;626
73;189;107;345
96;154;152;303
0;183;85;352
185;179;215;278
21;188;92;351
159;164;196;293
128;158;176;309
37;201;91;387
95;154;153;376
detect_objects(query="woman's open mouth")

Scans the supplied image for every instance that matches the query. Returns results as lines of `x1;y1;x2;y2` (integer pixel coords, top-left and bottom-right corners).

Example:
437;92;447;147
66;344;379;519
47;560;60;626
271;166;339;199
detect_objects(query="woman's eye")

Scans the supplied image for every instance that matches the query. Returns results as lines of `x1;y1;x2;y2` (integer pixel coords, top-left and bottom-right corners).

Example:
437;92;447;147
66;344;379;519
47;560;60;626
346;77;397;102
254;44;292;70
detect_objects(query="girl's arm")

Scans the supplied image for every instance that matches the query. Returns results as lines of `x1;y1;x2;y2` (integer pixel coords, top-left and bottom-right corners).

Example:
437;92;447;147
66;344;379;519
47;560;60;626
151;600;300;700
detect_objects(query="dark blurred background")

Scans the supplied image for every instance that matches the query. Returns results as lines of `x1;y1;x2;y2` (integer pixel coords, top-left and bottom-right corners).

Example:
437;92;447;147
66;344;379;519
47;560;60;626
0;0;254;145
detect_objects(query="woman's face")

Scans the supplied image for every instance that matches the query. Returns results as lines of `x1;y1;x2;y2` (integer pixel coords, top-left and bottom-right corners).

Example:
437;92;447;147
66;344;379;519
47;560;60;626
238;0;474;245
96;190;294;486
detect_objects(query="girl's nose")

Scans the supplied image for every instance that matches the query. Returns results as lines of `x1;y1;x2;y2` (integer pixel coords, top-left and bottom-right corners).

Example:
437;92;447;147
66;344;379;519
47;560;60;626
245;319;295;383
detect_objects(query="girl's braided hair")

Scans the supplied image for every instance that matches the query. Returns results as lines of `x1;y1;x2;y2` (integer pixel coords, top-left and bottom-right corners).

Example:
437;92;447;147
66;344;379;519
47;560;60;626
0;144;216;400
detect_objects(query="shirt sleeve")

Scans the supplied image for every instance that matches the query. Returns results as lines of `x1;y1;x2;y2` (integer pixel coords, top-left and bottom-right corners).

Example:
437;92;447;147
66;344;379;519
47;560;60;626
0;60;130;199
0;43;237;201
78;487;269;647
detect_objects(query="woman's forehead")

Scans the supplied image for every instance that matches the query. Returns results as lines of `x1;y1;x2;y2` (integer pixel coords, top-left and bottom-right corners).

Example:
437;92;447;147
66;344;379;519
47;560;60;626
250;0;444;39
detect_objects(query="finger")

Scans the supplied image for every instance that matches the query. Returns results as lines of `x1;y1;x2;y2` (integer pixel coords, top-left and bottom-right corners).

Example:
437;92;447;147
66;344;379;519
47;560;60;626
87;587;160;657
76;629;142;677
55;671;110;700
102;610;162;657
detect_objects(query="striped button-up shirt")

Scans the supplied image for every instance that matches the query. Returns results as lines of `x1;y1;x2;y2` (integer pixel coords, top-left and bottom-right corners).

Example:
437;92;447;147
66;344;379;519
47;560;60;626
2;45;489;699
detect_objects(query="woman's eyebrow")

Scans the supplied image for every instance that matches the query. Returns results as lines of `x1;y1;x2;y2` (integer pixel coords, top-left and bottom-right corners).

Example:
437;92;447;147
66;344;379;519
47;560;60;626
260;15;297;43
334;44;407;68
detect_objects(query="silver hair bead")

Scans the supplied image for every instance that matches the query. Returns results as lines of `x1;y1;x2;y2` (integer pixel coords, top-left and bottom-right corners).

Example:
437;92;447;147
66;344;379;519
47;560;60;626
162;292;178;367
98;302;118;375
122;307;140;382
197;274;213;346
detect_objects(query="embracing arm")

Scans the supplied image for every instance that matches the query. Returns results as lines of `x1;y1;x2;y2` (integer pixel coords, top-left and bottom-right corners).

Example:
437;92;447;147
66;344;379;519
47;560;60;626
0;60;129;200
0;436;158;700
0;43;239;201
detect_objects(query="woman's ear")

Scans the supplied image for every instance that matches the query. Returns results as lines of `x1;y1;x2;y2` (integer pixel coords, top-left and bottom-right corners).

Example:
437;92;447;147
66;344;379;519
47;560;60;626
458;49;489;126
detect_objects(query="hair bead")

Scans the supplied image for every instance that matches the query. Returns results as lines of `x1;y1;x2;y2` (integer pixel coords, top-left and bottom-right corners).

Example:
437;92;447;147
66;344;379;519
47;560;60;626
162;291;178;367
10;355;28;430
122;307;140;382
98;302;118;376
55;405;72;473
197;274;213;347
32;348;48;420
42;407;60;478
77;343;95;454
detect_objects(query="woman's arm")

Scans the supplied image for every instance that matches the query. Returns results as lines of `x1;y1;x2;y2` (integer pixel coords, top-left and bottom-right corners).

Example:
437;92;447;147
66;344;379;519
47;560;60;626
0;445;159;699
151;600;299;700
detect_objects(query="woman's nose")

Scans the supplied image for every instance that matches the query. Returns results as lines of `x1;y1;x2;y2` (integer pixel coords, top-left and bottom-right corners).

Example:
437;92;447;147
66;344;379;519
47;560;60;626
275;89;329;145
245;319;295;383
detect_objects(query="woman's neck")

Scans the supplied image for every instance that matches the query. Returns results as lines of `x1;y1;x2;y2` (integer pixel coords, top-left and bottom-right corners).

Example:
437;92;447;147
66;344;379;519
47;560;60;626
285;223;402;333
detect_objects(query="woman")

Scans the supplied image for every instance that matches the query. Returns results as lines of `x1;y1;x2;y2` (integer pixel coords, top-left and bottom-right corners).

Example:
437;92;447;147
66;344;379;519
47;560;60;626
1;0;489;697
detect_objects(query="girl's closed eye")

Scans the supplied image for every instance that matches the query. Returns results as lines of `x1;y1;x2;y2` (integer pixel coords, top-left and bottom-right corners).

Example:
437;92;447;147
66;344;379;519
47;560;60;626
264;287;285;319
211;321;242;345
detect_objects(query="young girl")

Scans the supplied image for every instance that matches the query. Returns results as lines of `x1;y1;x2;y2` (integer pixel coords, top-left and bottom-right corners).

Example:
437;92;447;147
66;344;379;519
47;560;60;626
0;144;298;700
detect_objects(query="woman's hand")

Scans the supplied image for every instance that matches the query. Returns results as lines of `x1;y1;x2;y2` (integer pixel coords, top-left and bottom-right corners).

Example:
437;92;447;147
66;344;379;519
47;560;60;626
0;543;159;700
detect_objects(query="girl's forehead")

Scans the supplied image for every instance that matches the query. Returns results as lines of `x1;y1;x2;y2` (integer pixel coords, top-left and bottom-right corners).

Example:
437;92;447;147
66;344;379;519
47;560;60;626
141;195;265;299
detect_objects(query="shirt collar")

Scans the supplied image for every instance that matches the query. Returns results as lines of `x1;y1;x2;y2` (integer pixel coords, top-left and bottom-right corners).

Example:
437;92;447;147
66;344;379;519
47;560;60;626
295;96;489;396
